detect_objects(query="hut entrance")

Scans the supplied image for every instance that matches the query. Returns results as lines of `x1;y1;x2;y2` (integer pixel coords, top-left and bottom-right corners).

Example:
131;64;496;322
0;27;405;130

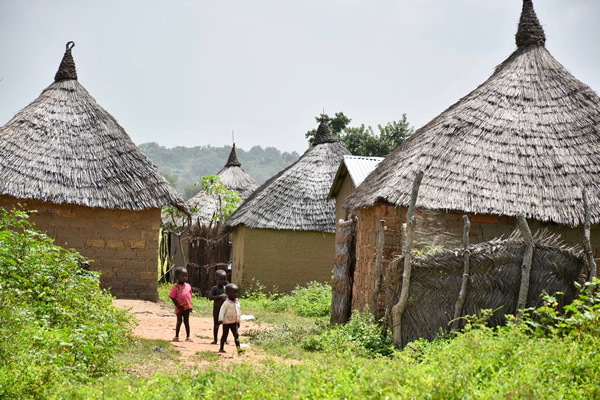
186;223;232;295
331;218;357;324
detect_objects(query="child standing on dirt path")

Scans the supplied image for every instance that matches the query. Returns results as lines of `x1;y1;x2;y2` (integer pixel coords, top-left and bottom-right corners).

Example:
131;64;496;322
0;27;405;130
218;283;243;354
169;267;193;342
208;269;228;344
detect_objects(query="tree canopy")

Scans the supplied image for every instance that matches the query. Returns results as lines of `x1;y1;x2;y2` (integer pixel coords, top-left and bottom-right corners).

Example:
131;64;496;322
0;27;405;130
305;112;413;157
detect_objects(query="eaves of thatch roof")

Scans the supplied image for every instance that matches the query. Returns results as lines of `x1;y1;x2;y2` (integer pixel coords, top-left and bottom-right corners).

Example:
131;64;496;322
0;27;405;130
224;121;351;233
187;144;259;225
0;42;188;213
345;0;600;226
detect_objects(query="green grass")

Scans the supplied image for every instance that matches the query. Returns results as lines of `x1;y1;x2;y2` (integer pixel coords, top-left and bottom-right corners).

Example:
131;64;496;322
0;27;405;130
193;351;221;363
116;338;180;370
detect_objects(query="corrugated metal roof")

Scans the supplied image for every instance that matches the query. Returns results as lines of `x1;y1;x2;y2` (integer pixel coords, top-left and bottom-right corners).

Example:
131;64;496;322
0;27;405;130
343;155;384;187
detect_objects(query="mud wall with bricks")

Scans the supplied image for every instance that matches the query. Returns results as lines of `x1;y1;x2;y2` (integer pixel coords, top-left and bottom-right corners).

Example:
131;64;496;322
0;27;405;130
0;195;161;301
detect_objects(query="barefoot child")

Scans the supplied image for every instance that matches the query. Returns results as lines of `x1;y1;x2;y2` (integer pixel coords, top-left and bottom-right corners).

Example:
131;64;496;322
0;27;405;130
208;269;228;344
169;267;193;342
218;283;242;354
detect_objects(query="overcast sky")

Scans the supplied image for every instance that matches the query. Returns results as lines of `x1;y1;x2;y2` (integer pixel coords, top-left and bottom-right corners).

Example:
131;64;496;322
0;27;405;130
1;0;599;154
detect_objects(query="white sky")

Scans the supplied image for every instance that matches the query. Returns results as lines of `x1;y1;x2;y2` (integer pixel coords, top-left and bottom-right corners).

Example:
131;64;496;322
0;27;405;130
1;0;599;154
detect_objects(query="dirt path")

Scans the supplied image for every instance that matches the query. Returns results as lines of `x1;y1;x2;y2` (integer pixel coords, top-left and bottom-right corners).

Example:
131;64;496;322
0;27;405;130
114;299;267;368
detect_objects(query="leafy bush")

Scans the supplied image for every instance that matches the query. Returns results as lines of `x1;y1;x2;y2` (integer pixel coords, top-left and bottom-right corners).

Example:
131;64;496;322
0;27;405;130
0;208;132;398
242;281;332;318
301;311;394;357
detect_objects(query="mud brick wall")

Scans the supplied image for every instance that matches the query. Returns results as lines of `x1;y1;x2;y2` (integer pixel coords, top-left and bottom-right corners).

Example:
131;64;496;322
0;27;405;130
232;225;335;293
352;205;600;315
0;195;161;301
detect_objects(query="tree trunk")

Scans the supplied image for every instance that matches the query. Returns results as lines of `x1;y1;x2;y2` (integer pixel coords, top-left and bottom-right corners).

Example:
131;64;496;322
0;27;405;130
452;215;471;330
516;216;534;318
391;171;423;349
583;189;597;281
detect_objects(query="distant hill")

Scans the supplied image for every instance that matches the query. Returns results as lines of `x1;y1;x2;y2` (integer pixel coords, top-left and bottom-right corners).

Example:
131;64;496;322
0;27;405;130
138;142;300;200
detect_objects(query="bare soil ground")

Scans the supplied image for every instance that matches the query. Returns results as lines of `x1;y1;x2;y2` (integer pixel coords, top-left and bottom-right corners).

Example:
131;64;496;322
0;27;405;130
114;298;272;371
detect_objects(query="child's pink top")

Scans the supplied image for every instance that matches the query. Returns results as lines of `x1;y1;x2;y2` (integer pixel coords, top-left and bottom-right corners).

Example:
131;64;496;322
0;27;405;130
169;282;193;314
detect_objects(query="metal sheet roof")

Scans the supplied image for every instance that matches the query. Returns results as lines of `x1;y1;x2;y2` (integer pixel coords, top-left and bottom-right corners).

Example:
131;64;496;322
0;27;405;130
343;155;384;187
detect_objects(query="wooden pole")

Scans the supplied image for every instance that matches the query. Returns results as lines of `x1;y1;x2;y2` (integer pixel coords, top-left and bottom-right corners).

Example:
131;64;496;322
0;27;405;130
452;215;471;330
391;171;423;349
582;189;597;281
516;215;534;318
371;220;386;317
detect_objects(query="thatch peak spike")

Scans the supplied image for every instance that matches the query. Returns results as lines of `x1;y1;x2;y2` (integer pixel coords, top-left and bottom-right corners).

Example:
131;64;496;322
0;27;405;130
515;0;546;48
54;41;78;82
225;143;242;167
313;120;339;145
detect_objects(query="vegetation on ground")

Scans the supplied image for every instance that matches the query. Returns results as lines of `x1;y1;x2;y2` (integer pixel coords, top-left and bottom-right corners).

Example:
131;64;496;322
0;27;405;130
0;208;132;399
3;207;600;398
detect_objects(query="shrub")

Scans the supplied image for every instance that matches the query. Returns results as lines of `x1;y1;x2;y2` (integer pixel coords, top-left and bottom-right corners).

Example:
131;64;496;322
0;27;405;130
0;207;132;398
301;311;394;357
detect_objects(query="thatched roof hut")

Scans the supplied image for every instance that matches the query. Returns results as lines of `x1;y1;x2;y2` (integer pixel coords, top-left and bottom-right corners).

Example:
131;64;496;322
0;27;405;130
224;121;351;291
345;0;600;226
344;1;600;317
0;42;187;213
0;42;187;301
187;144;258;226
225;121;351;233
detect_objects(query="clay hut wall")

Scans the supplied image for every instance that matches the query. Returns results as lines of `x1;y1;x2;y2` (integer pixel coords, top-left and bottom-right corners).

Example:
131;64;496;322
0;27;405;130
351;204;600;315
334;175;354;224
232;225;335;293
0;195;160;301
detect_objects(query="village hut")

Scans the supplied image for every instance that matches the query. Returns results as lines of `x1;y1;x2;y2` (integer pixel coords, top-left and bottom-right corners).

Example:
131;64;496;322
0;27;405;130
344;0;600;313
0;42;187;301
170;145;259;290
328;155;384;225
187;144;258;226
223;121;351;292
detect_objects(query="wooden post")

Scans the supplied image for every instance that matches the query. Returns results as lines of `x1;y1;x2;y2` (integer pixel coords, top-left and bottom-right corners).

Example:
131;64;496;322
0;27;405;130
391;171;423;349
516;215;534;318
452;215;471;330
582;189;597;281
371;219;386;317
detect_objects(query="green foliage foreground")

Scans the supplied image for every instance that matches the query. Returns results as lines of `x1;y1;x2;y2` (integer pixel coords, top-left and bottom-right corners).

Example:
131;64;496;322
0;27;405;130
63;283;600;399
0;208;132;399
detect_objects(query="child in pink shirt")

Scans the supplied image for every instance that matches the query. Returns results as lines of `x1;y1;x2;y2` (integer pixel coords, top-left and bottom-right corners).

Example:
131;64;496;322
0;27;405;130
169;267;193;342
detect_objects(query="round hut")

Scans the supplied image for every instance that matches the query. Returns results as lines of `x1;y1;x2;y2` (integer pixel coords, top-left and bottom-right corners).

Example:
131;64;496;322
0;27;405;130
344;0;600;312
0;42;187;301
224;121;351;292
187;144;259;226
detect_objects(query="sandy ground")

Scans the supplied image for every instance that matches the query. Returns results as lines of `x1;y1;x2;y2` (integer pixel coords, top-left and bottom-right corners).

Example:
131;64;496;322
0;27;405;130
114;299;267;368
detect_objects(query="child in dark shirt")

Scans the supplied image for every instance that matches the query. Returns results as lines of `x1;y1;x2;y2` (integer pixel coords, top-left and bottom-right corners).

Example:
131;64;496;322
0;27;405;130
208;269;228;344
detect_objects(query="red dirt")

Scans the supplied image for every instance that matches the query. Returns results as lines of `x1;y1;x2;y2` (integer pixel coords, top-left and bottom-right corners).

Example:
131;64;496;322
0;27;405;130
114;298;268;368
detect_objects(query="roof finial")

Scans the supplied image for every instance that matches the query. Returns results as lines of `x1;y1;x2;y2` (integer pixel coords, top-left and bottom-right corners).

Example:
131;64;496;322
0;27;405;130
54;41;78;82
225;142;242;167
515;0;546;48
313;120;338;145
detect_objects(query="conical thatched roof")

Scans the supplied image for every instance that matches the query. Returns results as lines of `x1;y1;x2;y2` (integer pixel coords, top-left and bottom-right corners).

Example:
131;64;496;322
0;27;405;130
224;121;351;233
187;144;259;225
0;42;187;212
345;0;600;226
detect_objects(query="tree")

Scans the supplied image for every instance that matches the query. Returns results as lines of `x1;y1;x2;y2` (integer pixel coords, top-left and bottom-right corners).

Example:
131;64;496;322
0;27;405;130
305;112;414;157
200;175;242;223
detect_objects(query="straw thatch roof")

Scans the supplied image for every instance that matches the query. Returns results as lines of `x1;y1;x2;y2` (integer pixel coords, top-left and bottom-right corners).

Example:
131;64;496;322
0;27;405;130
0;42;187;213
187;144;259;225
224;121;351;233
345;0;600;226
385;230;585;345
